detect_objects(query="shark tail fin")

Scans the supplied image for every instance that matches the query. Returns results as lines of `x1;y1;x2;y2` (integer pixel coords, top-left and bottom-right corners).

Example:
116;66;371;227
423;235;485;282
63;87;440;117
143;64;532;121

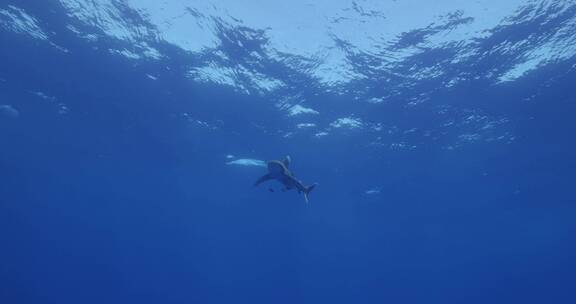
303;183;317;204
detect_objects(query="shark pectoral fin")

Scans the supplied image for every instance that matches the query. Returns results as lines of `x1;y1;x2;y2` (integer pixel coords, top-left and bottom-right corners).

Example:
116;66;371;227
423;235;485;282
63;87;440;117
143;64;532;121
254;174;272;187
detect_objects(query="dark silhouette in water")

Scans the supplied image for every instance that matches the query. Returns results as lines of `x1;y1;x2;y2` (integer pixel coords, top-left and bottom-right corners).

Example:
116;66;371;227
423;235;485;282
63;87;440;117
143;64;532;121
254;156;317;203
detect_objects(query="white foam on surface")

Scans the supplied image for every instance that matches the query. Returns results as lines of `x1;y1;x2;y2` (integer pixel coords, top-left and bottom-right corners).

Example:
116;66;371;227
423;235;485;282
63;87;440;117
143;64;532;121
58;0;564;86
288;105;319;116
0;5;48;40
1;1;559;152
330;117;363;129
296;123;317;129
189;64;284;94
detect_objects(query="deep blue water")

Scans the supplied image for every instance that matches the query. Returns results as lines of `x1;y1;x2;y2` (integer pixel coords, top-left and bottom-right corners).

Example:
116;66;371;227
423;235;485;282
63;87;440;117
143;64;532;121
1;1;576;304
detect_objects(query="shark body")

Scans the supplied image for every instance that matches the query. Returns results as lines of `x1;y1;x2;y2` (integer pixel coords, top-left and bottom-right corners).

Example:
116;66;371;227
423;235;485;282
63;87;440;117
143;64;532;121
254;156;317;203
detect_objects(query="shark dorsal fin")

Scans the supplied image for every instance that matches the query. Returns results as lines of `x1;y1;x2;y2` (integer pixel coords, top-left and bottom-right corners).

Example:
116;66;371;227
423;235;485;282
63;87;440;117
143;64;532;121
283;155;291;168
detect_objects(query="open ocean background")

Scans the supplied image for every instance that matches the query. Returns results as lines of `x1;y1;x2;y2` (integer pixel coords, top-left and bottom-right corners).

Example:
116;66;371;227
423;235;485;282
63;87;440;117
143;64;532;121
1;1;575;303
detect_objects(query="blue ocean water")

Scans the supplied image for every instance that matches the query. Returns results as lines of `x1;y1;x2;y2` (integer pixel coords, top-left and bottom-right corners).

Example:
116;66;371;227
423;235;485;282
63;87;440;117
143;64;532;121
1;1;575;303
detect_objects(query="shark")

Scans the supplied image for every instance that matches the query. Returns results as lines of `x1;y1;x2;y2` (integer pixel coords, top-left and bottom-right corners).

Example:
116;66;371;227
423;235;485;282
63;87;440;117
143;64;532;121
254;156;317;203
